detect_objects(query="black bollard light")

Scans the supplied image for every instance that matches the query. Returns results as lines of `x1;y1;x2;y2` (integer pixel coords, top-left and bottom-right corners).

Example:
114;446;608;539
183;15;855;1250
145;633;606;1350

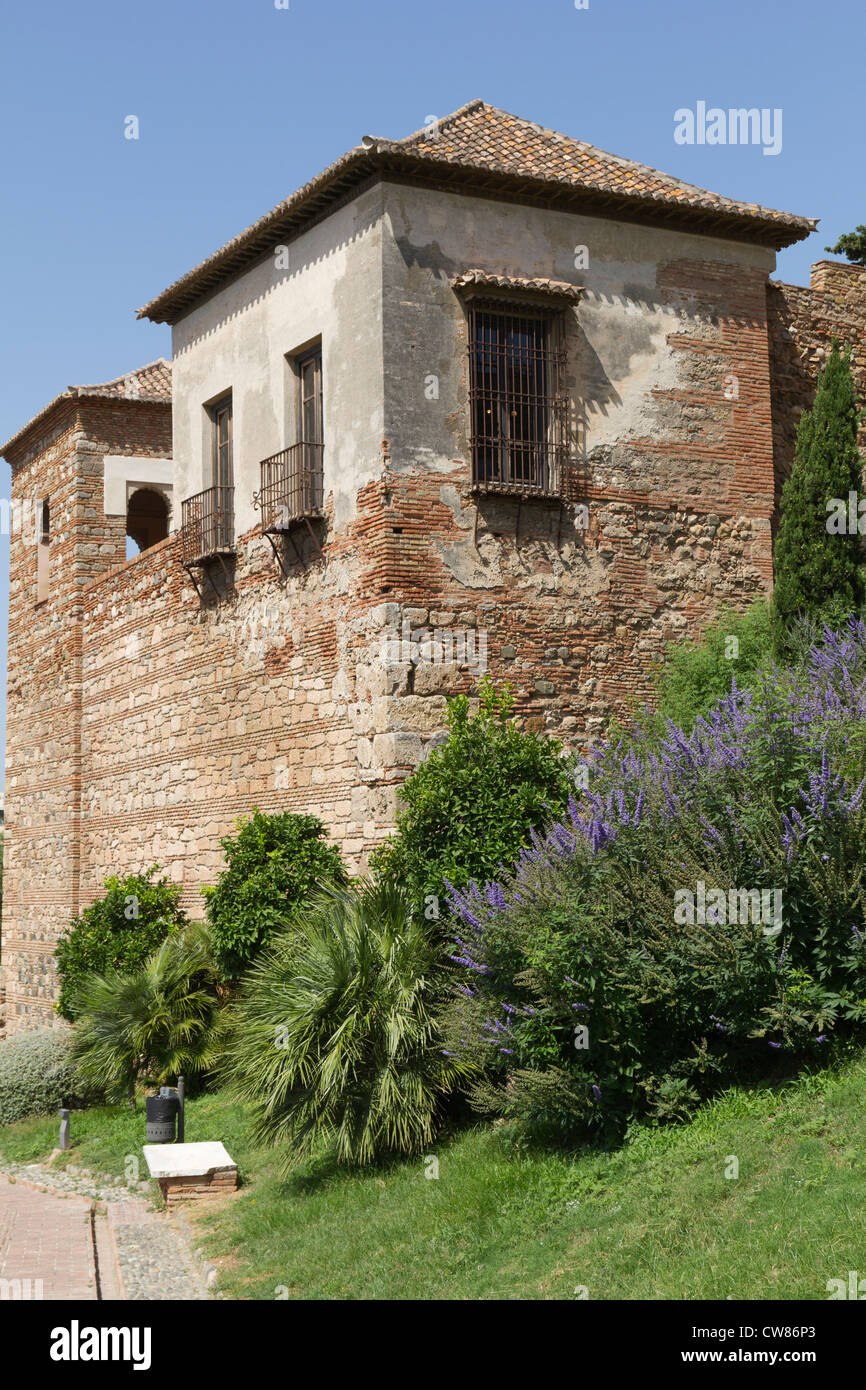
177;1075;185;1144
59;1107;70;1151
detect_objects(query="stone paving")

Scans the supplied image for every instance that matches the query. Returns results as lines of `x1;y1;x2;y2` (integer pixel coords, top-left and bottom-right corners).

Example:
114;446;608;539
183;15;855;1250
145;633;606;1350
0;1161;209;1300
108;1199;208;1300
1;1158;150;1204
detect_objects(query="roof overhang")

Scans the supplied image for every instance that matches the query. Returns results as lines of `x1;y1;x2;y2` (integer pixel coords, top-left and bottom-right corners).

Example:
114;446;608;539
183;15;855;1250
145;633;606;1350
138;145;816;326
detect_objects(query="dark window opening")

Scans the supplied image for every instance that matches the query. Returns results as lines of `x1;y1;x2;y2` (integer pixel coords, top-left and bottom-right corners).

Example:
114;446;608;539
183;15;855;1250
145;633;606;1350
126;488;169;554
468;303;566;495
293;346;324;514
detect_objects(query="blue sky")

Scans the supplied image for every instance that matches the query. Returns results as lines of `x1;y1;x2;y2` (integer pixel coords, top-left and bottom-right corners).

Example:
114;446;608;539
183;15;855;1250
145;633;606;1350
0;0;862;786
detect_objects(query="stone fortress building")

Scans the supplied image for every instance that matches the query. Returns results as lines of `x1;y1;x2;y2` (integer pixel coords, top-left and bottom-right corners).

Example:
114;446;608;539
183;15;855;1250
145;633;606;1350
2;100;865;1033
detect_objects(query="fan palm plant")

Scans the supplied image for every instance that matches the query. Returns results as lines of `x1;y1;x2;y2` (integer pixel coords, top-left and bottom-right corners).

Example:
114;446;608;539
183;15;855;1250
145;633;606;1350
71;922;225;1101
222;878;469;1166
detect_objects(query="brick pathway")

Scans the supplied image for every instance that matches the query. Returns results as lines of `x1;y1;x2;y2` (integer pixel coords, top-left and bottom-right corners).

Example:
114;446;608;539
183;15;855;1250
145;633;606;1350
0;1174;97;1300
0;1169;208;1300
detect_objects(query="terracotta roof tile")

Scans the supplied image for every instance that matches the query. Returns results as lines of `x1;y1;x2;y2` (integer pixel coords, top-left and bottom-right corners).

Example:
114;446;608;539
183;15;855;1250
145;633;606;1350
1;358;171;461
68;359;172;402
138;100;816;325
452;269;584;301
396;102;811;229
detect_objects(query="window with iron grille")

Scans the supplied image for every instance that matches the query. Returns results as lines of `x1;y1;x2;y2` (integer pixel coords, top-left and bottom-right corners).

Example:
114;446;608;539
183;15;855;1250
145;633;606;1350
468;302;567;496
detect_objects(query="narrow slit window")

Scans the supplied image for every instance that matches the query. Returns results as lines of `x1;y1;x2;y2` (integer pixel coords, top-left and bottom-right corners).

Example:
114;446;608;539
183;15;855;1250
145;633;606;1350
36;498;50;603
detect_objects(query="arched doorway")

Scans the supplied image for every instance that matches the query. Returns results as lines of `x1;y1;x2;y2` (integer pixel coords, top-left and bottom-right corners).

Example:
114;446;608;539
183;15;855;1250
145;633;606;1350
126;487;169;554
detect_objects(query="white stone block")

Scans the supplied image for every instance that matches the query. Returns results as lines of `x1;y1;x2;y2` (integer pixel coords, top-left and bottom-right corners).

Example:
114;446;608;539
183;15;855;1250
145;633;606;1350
143;1141;236;1180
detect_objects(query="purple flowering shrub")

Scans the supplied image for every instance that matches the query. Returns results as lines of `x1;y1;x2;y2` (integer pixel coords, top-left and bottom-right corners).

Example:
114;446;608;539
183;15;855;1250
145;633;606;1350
444;618;866;1144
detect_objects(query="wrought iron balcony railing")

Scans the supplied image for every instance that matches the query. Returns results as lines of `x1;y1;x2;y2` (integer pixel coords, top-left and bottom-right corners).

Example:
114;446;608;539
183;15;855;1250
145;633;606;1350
180;485;235;566
258;442;324;533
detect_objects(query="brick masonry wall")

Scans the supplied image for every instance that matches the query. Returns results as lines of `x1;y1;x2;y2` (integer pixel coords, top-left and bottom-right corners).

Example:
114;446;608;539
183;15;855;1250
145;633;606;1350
157;1168;238;1206
3;449;421;1028
75;509;400;920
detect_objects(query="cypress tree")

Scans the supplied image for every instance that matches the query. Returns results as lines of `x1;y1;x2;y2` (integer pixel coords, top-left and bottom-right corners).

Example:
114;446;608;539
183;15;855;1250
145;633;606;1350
771;341;864;655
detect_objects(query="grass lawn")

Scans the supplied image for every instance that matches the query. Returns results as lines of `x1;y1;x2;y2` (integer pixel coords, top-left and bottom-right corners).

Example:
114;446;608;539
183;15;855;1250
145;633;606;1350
2;1052;865;1300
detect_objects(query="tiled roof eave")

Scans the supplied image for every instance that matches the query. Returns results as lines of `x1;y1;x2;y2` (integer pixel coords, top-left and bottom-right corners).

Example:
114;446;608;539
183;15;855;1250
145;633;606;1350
1;380;170;465
138;144;815;326
377;150;814;243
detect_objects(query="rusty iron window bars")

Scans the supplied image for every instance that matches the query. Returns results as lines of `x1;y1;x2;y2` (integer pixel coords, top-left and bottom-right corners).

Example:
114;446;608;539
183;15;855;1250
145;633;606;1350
467;301;567;498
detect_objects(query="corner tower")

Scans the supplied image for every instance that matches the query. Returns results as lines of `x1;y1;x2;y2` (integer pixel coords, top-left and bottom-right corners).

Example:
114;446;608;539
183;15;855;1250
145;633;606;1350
0;362;172;1033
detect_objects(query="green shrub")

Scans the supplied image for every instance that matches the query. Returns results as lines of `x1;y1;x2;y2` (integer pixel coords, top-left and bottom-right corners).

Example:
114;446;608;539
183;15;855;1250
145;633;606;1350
0;1026;100;1126
446;625;866;1146
446;831;816;1145
71;923;224;1101
654;600;772;731
371;678;572;917
55;867;186;1022
204;810;346;981
222;880;469;1166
